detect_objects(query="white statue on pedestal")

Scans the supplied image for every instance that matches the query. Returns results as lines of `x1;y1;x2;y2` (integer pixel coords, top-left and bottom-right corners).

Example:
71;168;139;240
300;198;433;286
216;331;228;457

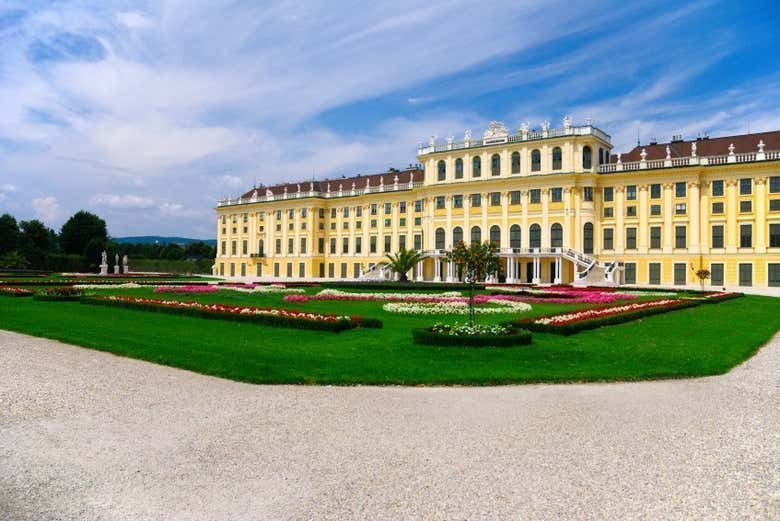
99;250;109;276
113;253;120;274
122;255;129;273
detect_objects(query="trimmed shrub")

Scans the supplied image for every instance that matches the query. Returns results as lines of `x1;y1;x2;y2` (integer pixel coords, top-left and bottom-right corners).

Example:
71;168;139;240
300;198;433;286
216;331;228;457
412;327;532;347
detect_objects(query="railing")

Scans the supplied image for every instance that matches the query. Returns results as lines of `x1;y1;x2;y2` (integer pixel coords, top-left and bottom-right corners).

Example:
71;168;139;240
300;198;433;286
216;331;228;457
218;181;425;207
599;148;779;174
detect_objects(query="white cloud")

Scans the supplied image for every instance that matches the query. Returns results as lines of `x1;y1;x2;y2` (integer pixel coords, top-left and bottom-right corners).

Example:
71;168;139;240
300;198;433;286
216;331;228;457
90;193;155;208
31;196;64;225
116;11;151;29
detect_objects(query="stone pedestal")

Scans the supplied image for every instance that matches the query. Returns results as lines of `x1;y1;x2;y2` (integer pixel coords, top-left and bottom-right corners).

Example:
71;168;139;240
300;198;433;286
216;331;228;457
99;264;108;276
123;264;129;274
113;265;120;274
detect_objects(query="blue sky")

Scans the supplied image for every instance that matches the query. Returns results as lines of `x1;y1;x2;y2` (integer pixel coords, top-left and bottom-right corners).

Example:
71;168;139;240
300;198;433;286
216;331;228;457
0;0;778;238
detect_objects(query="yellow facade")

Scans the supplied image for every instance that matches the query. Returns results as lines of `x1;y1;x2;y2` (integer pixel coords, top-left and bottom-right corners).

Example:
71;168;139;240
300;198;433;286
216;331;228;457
215;121;780;290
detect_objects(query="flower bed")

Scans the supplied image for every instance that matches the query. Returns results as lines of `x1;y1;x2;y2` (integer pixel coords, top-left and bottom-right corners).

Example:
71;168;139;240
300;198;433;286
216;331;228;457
383;300;532;315
412;323;532;347
700;291;742;304
287;289;462;304
0;279;203;286
154;284;305;295
0;286;34;297
320;281;485;292
153;285;219;294
33;287;84;301
80;295;381;331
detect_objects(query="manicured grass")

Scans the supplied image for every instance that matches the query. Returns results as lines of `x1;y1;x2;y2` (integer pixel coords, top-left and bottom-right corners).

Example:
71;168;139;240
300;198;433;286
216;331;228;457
0;288;778;385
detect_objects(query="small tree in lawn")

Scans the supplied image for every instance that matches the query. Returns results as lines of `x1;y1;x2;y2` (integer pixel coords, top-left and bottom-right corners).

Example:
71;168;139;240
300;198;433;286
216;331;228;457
446;241;500;326
691;263;711;290
384;248;427;283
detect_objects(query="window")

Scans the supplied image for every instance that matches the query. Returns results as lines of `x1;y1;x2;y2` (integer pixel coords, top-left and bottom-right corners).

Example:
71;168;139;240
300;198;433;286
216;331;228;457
626;185;637;200
740;224;752;248
552;147;562;170
340;263;347;278
603;207;614;218
626;206;637;217
384;202;392;214
299;263;305;278
414;234;422;250
472;156;481;177
531;149;541;172
300;237;307;254
768;264;780;287
289;222;294;231
370;236;377;253
626;227;637;249
286;262;293;278
711;263;724;286
551;187;563;202
287;209;294;219
330;208;336;218
675;182;686;198
470;226;481;245
370;219;377;228
624;263;636;284
318;238;324;254
435;228;445;250
453;194;463;208
674;263;686;286
231;240;237;255
529;224;541;248
327;263;333;278
435;196;445;209
329;238;336;254
343;207;349;217
650;226;661;249
770;176;780;193
414;217;421;225
510;191;521;205
274;238;281;255
529;189;541;204
414;200;422;212
771;223;780;247
342;237;349;254
598;148;604;165
711;225;724;248
583;223;594;254
511;152;521;174
550;223;563;248
582;146;592;169
675;203;687;215
711;180;724;196
453;227;463;245
342;222;348;230
739;200;752;213
471;193;481;207
355;220;362;229
274;263;280;277
649;263;661;285
371;203;377;215
437;160;446;181
770;200;780;211
510;225;521;248
318;208;325;219
220;241;226;255
355;237;362;254
603;228;614;250
712;202;724;214
739;263;752;286
603;187;614;202
384;218;391;227
276;210;282;219
455;158;464;179
489;225;501;246
384;235;391;253
650;183;661;199
675;225;686;249
490;192;501;206
583;187;593;201
491;154;500;176
739;178;752;195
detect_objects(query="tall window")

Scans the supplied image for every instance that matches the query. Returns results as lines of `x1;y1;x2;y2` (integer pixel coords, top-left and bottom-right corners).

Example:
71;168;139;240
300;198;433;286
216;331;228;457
529;224;541;248
675;182;686;198
435;228;445;250
603;228;614;250
711;263;724;286
626;185;637;200
583;187;593;201
583;223;594;254
551;187;563;202
739;263;752;286
650;226;661;249
711;180;724;196
531;149;541;172
552;147;562;170
452;227;463;245
675;225;687;249
582;146;592;169
770;223;780;247
455;158;463;179
511;152;521;174
624;263;636;284
650;183;661;199
603;187;614;202
491;154;501;176
472;156;481;177
489;225;501;246
470;226;481;245
470;193;481;207
739;178;752;195
437;160;446;181
770;176;780;193
550;223;563;248
598;148;604;165
674;263;686;286
529;189;541;204
711;225;725;248
740;224;752;248
510;225;521;248
649;263;661;285
626;227;637;249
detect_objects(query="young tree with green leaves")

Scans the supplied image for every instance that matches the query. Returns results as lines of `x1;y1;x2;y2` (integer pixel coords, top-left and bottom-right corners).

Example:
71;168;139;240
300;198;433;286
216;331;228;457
446;241;500;325
384;248;427;283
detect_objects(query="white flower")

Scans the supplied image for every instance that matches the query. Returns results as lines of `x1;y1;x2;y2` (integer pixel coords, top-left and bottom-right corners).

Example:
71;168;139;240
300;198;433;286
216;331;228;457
384;300;531;315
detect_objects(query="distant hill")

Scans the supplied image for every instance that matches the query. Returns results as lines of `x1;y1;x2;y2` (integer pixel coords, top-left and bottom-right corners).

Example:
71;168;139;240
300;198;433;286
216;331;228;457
113;236;217;246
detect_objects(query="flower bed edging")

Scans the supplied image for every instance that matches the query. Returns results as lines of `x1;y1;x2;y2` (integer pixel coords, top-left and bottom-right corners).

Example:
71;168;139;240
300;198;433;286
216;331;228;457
412;327;532;347
33;287;84;302
0;286;34;297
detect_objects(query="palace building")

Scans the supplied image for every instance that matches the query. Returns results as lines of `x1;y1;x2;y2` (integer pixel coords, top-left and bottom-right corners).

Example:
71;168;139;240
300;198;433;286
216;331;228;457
214;119;780;290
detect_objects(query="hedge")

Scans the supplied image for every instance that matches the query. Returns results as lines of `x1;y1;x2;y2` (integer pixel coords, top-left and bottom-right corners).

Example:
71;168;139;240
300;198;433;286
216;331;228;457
33;295;83;302
699;292;743;304
79;296;362;332
321;281;485;292
412;327;532;347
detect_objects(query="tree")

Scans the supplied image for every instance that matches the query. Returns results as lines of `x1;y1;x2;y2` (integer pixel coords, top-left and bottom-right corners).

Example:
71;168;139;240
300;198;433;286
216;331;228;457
0;250;28;269
384;248;427;283
18;220;53;269
0;213;19;254
184;241;214;258
446;241;500;326
83;237;107;269
59;211;107;256
691;263;711;290
161;243;184;260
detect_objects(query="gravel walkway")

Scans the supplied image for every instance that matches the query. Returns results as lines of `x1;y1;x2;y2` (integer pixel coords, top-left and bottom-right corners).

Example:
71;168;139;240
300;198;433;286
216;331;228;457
1;329;778;520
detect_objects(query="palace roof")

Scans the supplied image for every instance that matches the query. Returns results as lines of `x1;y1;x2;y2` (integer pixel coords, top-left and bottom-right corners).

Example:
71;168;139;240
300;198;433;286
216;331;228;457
614;130;780;162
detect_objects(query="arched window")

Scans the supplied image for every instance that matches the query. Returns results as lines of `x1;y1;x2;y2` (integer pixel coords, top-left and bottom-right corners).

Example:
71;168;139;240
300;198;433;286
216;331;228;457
470;226;481;245
598;148;604;165
582;146;592;170
583;222;594;254
531;149;541;172
452;226;463;246
435;227;445;250
510;225;521;248
489;225;501;247
529;224;541;249
437;160;446;181
552;147;562;170
511;152;521;174
551;223;563;248
472;156;481;177
491;154;501;176
455;158;463;179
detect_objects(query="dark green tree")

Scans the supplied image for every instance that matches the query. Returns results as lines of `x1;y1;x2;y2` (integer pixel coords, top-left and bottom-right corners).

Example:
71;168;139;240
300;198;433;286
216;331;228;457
59;211;108;256
161;243;184;260
83;237;107;268
0;213;20;254
18;220;53;269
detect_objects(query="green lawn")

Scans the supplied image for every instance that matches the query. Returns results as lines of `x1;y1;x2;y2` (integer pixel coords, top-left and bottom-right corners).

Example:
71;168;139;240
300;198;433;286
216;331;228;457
1;288;778;385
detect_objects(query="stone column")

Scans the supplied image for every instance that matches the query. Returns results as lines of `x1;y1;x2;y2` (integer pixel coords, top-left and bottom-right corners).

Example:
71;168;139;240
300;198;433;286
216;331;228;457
615;186;625;253
521;190;529;249
554;256;562;284
434;256;441;282
688;182;700;254
663;183;674;252
532;256;541;285
574;187;582;251
755;177;767;252
416;260;424;281
726;179;738;253
541;189;550;248
638;185;649;251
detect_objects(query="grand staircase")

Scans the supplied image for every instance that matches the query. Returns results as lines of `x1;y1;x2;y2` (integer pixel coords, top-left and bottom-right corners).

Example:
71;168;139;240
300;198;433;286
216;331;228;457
563;248;620;286
358;262;391;281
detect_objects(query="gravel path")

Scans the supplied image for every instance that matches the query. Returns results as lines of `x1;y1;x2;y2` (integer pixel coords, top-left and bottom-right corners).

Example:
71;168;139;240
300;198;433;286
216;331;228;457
1;329;778;520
